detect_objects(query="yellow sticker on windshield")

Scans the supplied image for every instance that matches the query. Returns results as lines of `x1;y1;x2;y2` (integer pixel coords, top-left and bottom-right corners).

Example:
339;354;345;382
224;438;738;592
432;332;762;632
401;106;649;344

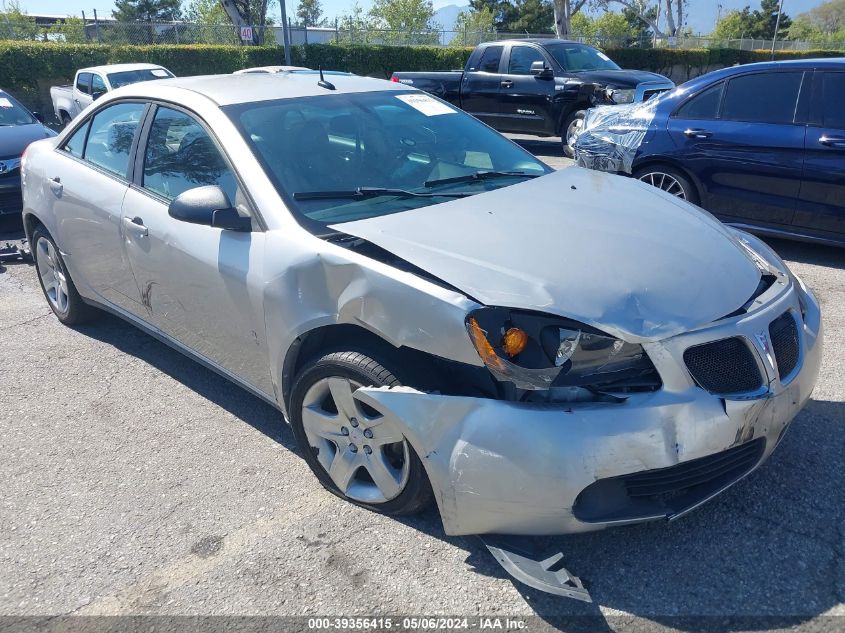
396;93;456;116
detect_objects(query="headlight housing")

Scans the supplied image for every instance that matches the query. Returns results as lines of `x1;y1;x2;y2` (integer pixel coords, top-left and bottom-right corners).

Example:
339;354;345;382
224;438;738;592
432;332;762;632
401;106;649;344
466;308;661;394
607;88;636;104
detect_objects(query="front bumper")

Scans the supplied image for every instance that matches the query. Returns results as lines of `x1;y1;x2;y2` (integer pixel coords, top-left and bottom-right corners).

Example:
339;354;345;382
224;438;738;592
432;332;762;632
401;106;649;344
0;177;23;215
356;277;822;536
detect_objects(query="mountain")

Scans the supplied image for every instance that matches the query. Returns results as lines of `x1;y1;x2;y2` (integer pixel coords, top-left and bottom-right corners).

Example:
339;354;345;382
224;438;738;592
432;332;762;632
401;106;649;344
433;3;468;31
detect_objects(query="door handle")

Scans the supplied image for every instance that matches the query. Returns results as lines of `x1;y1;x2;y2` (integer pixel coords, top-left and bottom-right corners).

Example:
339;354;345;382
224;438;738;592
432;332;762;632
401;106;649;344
500;80;513;88
684;128;712;139
819;135;845;147
48;177;62;195
123;216;148;238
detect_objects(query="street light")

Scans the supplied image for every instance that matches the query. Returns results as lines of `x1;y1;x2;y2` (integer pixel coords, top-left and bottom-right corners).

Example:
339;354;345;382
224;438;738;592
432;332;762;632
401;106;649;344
771;0;785;60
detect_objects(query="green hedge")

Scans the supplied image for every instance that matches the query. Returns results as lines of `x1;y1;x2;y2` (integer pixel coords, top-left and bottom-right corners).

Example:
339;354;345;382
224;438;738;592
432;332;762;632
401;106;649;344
1;40;842;116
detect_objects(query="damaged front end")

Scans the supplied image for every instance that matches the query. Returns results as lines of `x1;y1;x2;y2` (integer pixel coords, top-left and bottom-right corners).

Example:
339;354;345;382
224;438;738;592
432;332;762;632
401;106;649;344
573;97;663;174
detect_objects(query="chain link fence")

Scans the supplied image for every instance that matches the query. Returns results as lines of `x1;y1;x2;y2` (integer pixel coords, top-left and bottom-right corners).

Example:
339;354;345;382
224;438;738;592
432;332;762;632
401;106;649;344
1;19;843;50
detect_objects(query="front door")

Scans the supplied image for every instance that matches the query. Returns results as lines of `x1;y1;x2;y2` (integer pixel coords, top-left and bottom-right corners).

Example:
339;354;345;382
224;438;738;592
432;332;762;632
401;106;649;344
795;70;845;237
497;44;556;135
121;104;273;397
45;101;146;310
666;70;807;228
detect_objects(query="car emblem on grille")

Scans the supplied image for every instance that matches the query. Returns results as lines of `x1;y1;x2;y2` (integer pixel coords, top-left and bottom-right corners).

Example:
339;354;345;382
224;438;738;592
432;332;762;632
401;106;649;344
755;331;776;372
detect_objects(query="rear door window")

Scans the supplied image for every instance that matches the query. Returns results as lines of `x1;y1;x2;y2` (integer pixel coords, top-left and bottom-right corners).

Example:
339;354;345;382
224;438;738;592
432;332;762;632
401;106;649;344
477;46;503;73
721;72;803;124
821;72;845;128
75;72;92;95
675;81;724;119
82;102;145;178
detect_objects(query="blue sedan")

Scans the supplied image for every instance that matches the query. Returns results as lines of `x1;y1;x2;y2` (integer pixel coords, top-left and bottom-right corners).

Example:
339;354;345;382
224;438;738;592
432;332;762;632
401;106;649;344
574;59;845;246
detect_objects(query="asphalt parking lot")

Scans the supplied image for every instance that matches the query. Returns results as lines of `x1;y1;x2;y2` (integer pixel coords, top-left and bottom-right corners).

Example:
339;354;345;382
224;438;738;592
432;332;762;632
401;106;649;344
1;136;844;631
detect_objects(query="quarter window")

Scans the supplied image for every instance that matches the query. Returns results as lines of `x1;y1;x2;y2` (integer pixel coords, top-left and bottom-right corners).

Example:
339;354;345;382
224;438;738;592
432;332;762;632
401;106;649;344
62;120;90;158
721;72;803;124
75;72;91;95
508;46;545;75
675;81;724;120
822;73;845;128
83;102;145;177
142;106;237;203
477;46;503;73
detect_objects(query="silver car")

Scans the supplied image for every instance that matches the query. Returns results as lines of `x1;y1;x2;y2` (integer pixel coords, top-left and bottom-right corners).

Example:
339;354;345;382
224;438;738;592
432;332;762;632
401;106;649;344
21;74;822;537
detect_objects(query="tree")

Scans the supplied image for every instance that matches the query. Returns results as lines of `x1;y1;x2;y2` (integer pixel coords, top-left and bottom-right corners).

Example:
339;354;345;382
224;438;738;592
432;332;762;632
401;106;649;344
0;0;40;40
551;0;588;37
338;1;373;41
749;0;790;39
596;0;687;37
712;8;755;39
112;0;181;21
788;0;844;41
368;0;437;43
509;0;553;33
451;6;494;45
56;15;87;42
296;0;323;26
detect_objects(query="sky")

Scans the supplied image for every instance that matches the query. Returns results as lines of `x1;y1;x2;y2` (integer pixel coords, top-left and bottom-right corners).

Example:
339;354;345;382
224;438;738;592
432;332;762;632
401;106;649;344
16;0;825;34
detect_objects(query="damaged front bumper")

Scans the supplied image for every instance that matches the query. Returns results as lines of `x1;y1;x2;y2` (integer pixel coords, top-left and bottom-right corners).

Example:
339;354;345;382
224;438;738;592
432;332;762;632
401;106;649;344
355;279;823;536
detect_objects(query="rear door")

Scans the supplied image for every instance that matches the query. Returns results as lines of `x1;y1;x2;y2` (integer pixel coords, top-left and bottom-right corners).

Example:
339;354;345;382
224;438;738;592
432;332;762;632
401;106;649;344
45;101;146;310
496;43;556;134
666;70;807;228
120;104;273;397
795;70;845;237
73;72;93;116
460;44;505;127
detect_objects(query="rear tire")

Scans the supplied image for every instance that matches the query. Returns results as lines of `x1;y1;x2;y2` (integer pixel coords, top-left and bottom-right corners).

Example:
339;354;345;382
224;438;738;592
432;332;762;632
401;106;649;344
633;165;700;205
289;349;432;516
561;109;587;159
32;226;97;325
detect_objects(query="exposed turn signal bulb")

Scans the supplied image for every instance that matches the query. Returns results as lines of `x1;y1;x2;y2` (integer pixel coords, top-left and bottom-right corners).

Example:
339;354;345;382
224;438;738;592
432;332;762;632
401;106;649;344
467;317;505;370
502;327;529;357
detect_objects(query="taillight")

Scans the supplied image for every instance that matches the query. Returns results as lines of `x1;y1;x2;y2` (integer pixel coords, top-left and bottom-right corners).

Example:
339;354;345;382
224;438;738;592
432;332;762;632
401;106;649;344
390;75;400;83
20;146;28;172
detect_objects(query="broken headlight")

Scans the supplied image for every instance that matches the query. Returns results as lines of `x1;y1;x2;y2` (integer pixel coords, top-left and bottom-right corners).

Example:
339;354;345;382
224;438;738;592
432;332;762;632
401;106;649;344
607;88;636;104
466;308;660;393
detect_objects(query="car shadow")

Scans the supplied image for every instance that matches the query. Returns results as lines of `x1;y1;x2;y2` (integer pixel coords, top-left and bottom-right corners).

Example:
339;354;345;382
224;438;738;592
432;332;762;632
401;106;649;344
764;237;845;271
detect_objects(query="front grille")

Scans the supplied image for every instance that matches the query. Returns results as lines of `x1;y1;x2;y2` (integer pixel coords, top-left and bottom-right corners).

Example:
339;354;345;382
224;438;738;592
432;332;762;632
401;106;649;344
684;337;763;395
573;438;765;522
622;438;765;499
0;190;22;213
770;311;800;379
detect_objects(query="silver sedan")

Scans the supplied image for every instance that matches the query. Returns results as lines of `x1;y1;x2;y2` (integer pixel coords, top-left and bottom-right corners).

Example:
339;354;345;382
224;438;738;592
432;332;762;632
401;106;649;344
21;73;822;537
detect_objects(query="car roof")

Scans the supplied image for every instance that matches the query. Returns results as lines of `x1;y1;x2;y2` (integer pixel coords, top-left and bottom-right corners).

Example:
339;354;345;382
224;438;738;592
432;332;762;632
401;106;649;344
485;38;585;46
79;63;168;74
233;65;310;74
108;72;411;106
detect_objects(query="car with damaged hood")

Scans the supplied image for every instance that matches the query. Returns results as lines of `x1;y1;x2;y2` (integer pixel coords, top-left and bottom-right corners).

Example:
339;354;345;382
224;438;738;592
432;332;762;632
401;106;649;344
573;59;845;246
21;73;822;552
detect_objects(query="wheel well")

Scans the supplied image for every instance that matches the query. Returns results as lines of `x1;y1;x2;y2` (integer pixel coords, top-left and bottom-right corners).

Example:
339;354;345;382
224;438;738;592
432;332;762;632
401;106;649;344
23;213;44;244
556;104;589;135
631;159;703;201
280;323;497;412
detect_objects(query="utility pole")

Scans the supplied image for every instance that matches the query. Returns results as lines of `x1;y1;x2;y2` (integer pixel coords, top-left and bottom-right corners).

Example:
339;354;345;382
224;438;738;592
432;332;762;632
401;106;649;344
771;0;785;59
279;0;291;65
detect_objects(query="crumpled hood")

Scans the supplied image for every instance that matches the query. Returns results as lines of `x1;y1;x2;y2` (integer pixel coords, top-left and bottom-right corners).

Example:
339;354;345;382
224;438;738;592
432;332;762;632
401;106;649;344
0;123;55;159
573;69;670;89
332;168;763;342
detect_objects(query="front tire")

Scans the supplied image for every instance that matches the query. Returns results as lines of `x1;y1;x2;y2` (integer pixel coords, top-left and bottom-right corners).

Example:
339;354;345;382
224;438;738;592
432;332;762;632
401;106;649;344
32;226;96;325
633;165;700;205
289;350;432;516
561;109;587;159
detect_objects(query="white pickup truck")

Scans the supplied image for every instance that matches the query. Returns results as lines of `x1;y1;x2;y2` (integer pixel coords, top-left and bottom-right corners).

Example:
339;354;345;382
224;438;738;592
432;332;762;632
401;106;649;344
50;63;173;125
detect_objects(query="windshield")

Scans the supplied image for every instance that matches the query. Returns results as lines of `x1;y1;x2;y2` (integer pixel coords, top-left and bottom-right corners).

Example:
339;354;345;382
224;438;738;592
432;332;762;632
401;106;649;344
0;92;36;126
545;43;620;72
226;90;550;226
107;68;173;88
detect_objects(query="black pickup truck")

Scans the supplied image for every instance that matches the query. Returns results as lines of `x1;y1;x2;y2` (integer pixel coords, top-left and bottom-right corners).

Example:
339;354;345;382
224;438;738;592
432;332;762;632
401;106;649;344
391;39;674;156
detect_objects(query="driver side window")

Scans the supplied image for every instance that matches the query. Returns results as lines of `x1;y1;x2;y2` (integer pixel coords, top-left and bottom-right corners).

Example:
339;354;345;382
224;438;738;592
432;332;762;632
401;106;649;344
142;106;238;204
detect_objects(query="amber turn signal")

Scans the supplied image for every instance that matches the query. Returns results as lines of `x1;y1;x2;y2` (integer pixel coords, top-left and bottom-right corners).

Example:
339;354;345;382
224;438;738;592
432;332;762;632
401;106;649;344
467;317;505;370
502;327;529;357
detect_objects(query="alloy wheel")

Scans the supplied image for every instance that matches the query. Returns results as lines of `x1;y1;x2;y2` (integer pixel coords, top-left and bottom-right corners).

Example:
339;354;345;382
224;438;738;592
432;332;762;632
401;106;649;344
36;237;70;315
638;171;688;199
300;376;410;504
566;118;585;147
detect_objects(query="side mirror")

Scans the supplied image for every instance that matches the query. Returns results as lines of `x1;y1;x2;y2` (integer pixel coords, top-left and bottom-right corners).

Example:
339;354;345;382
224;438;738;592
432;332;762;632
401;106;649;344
530;61;554;79
168;185;252;232
92;90;105;100
32;111;44;123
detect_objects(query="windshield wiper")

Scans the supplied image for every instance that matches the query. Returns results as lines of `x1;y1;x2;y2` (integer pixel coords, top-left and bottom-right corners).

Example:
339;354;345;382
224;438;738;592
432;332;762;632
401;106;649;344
424;171;542;188
293;186;472;201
